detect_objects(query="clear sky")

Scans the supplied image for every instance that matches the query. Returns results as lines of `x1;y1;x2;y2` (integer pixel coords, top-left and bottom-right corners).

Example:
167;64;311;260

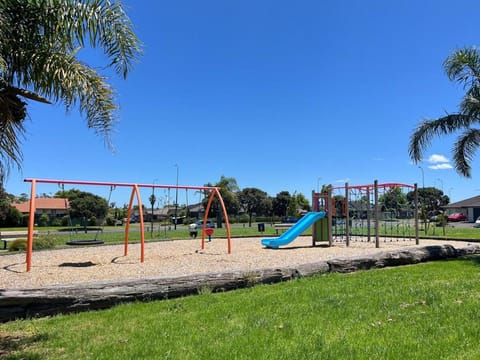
5;0;480;207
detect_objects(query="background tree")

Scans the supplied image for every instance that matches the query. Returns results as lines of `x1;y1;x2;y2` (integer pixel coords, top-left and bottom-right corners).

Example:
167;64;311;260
55;188;108;225
0;184;11;224
4;206;23;226
407;187;449;217
272;191;291;217
238;187;269;227
204;176;240;228
295;193;311;212
409;47;480;177
379;187;408;214
0;0;142;178
286;192;298;217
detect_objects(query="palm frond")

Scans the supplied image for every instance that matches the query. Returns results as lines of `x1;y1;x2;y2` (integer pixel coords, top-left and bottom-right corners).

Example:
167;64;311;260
444;47;480;89
0;90;25;177
453;128;480;177
59;0;143;78
460;86;480;118
29;49;116;148
408;114;472;162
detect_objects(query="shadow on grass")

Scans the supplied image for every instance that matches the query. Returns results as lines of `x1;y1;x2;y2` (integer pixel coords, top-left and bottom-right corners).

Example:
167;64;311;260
0;331;47;359
464;255;480;266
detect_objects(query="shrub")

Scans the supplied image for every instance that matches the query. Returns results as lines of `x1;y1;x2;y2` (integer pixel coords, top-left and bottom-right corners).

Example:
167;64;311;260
61;215;70;226
236;214;249;224
50;218;62;227
7;238;27;251
8;235;57;252
38;213;50;227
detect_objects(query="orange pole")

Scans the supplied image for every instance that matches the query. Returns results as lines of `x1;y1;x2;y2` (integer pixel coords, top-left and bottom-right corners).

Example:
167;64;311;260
124;186;136;256
124;184;145;262
26;179;36;272
214;188;232;254
201;189;231;254
134;184;145;263
202;191;216;250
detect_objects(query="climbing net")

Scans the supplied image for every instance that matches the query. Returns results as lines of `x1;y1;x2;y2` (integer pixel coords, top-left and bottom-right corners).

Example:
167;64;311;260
330;181;418;246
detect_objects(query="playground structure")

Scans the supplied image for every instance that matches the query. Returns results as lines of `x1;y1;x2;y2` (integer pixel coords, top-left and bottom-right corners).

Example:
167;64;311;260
22;178;232;272
312;180;419;247
261;180;418;250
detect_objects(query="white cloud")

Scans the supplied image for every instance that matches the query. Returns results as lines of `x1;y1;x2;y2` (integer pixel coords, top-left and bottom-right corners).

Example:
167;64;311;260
428;163;453;170
427;154;449;164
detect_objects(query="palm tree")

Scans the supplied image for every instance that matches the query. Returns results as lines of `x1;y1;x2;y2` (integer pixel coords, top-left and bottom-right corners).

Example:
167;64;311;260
0;0;142;178
409;47;480;177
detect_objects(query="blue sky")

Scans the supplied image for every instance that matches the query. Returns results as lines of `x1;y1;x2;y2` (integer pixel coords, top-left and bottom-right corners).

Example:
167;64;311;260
5;0;480;206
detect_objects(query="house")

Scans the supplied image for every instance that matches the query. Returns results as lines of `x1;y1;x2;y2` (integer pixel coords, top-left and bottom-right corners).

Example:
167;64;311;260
442;195;480;222
12;198;70;219
138;202;205;223
186;202;204;219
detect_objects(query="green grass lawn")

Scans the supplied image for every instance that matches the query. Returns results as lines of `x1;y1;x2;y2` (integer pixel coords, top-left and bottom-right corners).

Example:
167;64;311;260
2;257;480;359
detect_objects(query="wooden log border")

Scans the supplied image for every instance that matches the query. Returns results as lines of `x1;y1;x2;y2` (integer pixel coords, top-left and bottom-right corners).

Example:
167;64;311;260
1;243;480;323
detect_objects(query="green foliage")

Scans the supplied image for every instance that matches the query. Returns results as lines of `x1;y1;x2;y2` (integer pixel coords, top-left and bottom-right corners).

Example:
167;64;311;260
60;215;70;227
407;187;449;217
33;235;57;250
409;47;480;177
286;193;298;217
0;185;12;225
379;187;408;214
38;213;49;227
6;238;26;251
206;176;241;218
272;191;291;217
295;193;311;212
0;0;142;175
238;187;269;226
8;235;57;251
4;206;23;226
56;188;108;221
88;216;98;226
50;217;62;227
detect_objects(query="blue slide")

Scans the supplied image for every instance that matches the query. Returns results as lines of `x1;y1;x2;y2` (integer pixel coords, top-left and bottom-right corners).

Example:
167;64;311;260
261;211;326;249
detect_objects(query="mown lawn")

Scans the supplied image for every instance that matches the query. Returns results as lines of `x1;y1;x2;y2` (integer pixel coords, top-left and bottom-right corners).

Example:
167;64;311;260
1;257;480;359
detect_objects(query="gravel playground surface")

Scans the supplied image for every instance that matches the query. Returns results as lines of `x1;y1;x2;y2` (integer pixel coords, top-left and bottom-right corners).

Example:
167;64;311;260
0;236;473;290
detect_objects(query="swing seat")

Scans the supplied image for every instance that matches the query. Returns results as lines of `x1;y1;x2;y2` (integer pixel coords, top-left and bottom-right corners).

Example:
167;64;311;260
66;239;104;246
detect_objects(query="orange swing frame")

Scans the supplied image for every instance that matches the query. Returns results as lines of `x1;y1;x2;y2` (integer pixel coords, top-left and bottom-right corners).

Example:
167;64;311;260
23;178;231;272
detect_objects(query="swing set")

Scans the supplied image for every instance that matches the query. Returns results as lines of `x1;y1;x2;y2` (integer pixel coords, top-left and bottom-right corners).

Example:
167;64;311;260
60;183;115;246
23;178;232;272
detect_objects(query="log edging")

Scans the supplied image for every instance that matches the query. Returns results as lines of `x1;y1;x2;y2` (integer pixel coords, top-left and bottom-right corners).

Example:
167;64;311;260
1;243;479;323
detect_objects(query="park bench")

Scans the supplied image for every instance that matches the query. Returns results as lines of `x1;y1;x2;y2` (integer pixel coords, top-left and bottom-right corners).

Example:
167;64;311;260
1;230;38;250
273;223;294;235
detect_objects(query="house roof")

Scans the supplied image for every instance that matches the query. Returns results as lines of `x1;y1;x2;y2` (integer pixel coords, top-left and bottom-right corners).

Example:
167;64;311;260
187;203;204;212
443;195;480;209
13;198;70;213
